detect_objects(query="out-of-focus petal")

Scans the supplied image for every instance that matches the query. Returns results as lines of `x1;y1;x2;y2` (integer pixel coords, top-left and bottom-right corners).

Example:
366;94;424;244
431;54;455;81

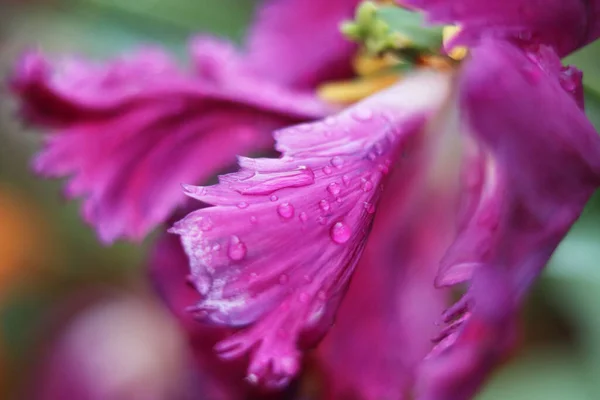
149;228;272;400
317;147;453;399
11;43;331;243
405;0;599;56
246;0;360;90
31;292;190;400
418;40;600;400
171;71;452;388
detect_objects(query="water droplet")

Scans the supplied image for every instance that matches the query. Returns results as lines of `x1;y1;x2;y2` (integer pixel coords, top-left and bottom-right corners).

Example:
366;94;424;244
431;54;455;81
317;290;327;300
270;195;278;202
303;274;312;283
299;212;308;223
319;199;331;212
228;236;247;261
317;216;328;225
323;166;332;175
199;216;214;232
279;274;289;284
249;215;258;224
330;222;351;244
342;175;350;186
237;201;249;209
367;151;377;161
377;164;390;174
331;156;344;168
277;202;295;219
352;107;373;122
324;116;337;126
362;180;373;192
299;292;310;303
328;183;341;196
363;202;376;214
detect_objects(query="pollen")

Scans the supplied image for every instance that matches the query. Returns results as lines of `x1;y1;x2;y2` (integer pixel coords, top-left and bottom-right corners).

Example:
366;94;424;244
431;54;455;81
443;26;468;60
317;74;400;105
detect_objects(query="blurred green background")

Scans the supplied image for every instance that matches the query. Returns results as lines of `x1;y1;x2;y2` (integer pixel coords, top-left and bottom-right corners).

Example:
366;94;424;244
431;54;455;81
1;1;600;399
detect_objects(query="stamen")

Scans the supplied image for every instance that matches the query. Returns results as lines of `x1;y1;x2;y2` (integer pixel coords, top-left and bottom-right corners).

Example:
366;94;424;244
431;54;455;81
443;26;468;60
317;74;400;104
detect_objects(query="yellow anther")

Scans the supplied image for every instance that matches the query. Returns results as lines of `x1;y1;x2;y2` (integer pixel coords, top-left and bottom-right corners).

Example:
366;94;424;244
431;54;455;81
317;74;400;105
443;26;468;60
353;52;400;76
442;25;469;61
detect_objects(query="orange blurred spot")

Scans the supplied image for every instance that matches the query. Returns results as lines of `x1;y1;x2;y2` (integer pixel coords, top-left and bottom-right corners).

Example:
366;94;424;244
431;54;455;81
0;187;53;294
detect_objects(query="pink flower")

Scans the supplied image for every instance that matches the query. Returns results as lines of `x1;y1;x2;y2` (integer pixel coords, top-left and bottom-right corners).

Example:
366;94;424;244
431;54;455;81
172;2;600;397
10;0;359;243
13;0;600;398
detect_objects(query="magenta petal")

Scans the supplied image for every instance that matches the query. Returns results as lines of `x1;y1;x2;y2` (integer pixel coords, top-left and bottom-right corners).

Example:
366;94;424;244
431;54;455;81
149;229;265;400
406;0;598;56
246;0;359;90
317;156;452;399
11;42;331;243
172;72;451;388
418;41;600;399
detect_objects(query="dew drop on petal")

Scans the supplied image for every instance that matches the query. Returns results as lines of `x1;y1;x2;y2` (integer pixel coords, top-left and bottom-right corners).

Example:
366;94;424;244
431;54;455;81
299;212;308;223
328;183;341;196
270;195;279;202
228;235;247;261
331;156;344;168
323;166;332;175
277;202;295;219
363;202;376;214
352;107;373;122
362;180;373;192
342;175;350;186
237;201;249;209
319;199;331;212
378;163;390;174
330;222;351;244
249;215;258;224
299;292;310;303
324;116;337;126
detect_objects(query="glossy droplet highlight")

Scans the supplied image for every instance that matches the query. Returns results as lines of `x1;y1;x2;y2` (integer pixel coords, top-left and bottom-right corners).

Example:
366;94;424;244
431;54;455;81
249;215;258;224
342;175;350;186
299;212;308;223
363;202;375;214
237;201;249;209
277;202;295;219
323;166;332;175
328;183;341;196
319;199;331;212
299;292;310;303
270;195;278;202
331;156;344;168
330;222;351;244
324;116;337;126
362;179;373;192
228;236;247;261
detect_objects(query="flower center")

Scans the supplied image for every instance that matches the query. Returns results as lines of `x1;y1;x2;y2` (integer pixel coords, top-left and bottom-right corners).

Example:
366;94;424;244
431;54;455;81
318;1;465;105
